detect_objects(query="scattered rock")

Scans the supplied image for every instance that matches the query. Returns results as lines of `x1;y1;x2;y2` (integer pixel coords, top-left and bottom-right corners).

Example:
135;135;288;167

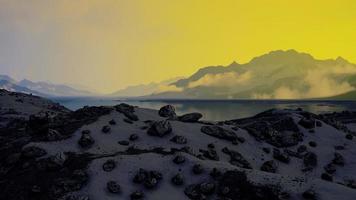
133;169;162;189
201;125;237;141
46;129;63;141
133;168;147;184
199;182;216;195
103;159;116;172
332;152;345;166
321;173;333;182
118;140;129;146
102;125;111;133
324;163;336;174
284;149;302;158
200;148;219;161
109;119;116;125
184;184;205;200
192;164;204;175
115;103;139;121
303;152;317;168
232;114;302;147
124;118;133;124
170;135;188;144
130;190;144;200
237;136;246;143
222;148;252;169
210;168;222;178
171;173;184;186
308;141;317;147
302;188;317;200
345;134;353;140
107;181;121;193
260;160;278;173
78;131;94;148
297;145;307;153
273;148;290;163
262;147;271;154
299;118;315;129
129;134;139;141
217;170;287;200
173;155;186;164
147;120;172;137
158;105;176;118
178;113;203;122
21;146;47;158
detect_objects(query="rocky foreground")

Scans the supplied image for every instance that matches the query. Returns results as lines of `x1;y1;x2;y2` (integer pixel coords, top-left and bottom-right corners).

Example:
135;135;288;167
1;89;356;200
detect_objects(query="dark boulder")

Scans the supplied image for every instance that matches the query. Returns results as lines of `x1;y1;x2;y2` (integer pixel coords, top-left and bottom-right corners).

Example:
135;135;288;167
129;134;139;141
192;164;204;175
178;113;203;122
262;147;271;154
170;135;188;144
184;184;205;200
201;126;237;141
147;120;172;137
103;159;116;172
133;169;162;189
303;152;317;168
308;141;317;147
199;182;216;195
22;146;47;158
217;170;287;200
297;145;307;153
171;173;184;186
78;131;94;148
299;118;315;129
302;189;317;200
260;160;278;173
345;134;353;140
115;103;139;121
199;148;219;161
130;190;144;200
173;155;186;164
210;168;222;178
158;105;176;118
324;163;336;174
107;181;121;193
273;148;290;163
46;129;64;141
123;118;133;124
118;140;129;146
109;119;116;125
332;152;345;166
321;173;333;182
102;125;111;133
222;147;252;169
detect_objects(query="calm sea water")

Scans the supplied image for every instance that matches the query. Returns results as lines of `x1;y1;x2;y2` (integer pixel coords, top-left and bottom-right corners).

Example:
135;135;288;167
51;97;356;121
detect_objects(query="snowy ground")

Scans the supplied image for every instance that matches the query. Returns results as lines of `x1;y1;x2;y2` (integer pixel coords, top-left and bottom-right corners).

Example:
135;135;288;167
25;106;356;200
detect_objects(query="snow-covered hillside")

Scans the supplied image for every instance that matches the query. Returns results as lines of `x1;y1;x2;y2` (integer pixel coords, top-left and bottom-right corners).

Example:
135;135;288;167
1;90;356;200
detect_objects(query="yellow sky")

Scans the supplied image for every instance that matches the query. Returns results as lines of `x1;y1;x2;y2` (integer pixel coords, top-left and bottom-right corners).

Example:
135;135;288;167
0;0;356;93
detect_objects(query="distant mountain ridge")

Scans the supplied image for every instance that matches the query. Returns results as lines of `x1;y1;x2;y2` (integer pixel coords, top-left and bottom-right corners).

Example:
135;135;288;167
0;75;94;97
110;77;184;97
148;50;356;100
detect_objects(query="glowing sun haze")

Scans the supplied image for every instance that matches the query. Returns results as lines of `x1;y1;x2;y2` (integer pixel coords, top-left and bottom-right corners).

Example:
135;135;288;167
0;0;355;93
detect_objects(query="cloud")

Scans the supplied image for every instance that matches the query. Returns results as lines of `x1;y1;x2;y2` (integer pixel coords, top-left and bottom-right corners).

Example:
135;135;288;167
187;71;252;88
153;84;183;93
253;65;356;99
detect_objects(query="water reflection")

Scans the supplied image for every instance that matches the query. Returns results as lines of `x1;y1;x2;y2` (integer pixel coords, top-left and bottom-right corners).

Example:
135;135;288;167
51;97;356;121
